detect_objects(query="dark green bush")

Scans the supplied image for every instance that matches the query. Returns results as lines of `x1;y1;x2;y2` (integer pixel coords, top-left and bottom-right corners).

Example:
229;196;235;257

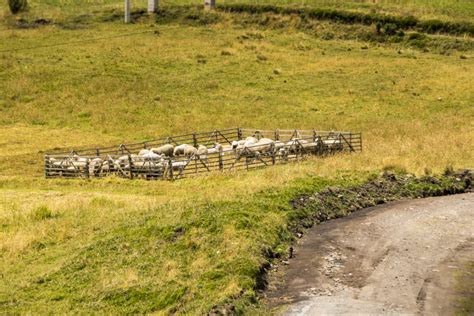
8;0;28;14
418;19;474;36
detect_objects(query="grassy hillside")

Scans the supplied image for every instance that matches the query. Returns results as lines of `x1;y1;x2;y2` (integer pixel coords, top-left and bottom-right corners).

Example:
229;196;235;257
1;0;473;22
0;1;473;314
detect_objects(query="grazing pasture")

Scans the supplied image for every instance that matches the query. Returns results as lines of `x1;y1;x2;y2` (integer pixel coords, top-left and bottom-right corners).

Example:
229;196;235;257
0;0;473;314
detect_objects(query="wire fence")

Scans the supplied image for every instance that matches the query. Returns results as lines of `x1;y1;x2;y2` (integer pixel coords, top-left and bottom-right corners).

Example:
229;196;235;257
44;127;362;180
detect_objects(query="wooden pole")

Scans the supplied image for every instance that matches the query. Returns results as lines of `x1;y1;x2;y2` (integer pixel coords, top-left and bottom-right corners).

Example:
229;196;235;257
85;158;90;179
271;143;276;165
125;0;131;23
204;0;215;10
148;0;158;13
168;158;174;180
192;133;198;148
44;155;49;178
218;147;223;171
128;154;133;179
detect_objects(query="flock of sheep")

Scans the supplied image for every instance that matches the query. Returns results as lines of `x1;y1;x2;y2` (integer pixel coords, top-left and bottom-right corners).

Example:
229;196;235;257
46;135;343;178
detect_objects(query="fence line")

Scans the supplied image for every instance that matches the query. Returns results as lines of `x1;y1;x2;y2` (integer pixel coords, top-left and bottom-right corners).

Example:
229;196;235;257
44;127;362;180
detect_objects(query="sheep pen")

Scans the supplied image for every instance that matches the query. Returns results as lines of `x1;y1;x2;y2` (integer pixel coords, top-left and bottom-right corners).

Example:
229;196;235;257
44;128;362;181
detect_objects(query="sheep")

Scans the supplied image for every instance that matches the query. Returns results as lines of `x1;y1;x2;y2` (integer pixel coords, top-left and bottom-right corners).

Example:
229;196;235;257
71;159;87;170
100;160;111;173
142;152;161;161
286;139;309;154
196;145;208;157
302;141;318;150
184;145;198;158
138;149;151;156
171;160;188;171
207;143;222;154
242;137;258;148
172;144;198;158
251;138;274;153
115;155;138;169
323;138;342;149
116;155;129;164
88;157;103;176
276;147;288;160
173;144;189;157
150;144;174;157
236;138;274;160
274;141;285;150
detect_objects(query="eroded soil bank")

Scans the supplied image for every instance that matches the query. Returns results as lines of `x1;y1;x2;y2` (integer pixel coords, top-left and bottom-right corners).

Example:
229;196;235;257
266;185;473;314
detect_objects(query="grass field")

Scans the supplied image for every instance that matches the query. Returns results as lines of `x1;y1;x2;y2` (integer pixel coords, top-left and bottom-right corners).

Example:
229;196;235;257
1;0;474;22
0;0;473;314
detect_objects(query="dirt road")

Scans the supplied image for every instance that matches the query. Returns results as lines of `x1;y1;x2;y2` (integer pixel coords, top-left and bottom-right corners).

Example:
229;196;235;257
266;193;474;315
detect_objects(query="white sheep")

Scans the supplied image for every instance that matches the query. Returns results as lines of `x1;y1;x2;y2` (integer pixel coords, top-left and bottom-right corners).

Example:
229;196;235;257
236;138;274;159
196;144;208;157
88;157;103;176
286;139;308;154
274;141;285;150
184;145;198;158
173;144;189;156
207;143;222;154
252;138;274;152
171;160;188;171
142;152;161;161
150;144;174;157
138;149;151;156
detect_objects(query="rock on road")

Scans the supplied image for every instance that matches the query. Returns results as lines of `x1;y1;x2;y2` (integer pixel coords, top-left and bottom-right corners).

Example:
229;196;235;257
266;193;474;315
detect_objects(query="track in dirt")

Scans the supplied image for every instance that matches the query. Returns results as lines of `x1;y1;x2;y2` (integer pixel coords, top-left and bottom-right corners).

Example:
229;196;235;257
266;193;474;315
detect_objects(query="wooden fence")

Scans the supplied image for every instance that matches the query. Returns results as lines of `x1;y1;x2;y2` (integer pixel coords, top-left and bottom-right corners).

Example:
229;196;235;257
44;128;362;180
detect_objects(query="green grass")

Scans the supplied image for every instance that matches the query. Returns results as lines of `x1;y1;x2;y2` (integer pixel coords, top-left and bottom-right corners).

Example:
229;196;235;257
0;172;366;314
456;262;474;315
0;1;473;314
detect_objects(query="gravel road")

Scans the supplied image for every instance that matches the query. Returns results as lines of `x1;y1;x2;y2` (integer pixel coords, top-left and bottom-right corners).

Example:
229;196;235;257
266;193;474;315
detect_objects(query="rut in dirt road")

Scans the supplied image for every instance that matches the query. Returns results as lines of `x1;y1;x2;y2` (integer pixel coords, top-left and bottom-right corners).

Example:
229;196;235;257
266;193;474;315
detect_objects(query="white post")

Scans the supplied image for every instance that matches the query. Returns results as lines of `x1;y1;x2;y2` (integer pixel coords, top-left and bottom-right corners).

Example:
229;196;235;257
204;0;215;10
148;0;158;13
124;0;131;23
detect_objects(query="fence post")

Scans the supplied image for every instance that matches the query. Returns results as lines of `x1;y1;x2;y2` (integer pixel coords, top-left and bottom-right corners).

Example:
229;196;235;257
144;142;148;149
275;129;279;141
168;158;174;180
124;0;131;23
148;0;158;13
204;0;215;10
237;128;242;140
96;148;100;157
128;154;133;179
85;158;90;179
218;147;224;171
271;143;276;165
193;133;198;148
44;155;49;178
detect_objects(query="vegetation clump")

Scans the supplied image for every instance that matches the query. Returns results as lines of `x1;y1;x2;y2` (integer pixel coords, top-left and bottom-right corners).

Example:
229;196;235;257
217;3;474;36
